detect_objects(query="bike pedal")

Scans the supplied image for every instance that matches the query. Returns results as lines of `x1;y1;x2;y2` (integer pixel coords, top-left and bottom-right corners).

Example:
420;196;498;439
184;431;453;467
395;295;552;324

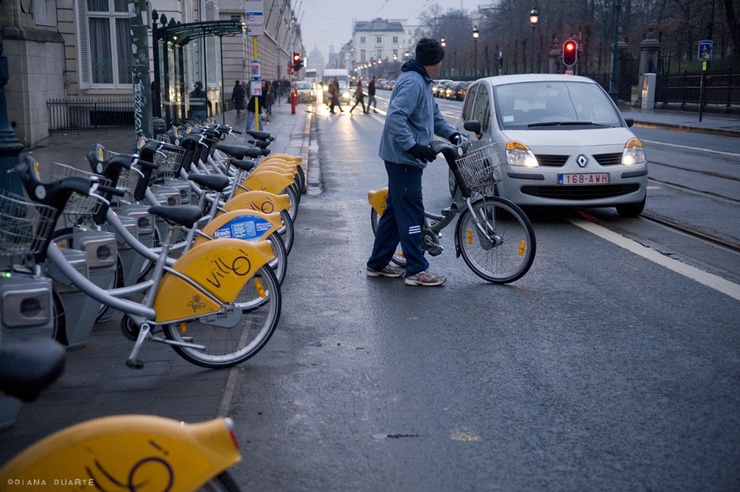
428;245;444;256
441;206;457;218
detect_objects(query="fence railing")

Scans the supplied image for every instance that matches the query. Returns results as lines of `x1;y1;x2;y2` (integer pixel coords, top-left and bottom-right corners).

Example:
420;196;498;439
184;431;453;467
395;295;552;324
655;72;739;110
47;98;135;133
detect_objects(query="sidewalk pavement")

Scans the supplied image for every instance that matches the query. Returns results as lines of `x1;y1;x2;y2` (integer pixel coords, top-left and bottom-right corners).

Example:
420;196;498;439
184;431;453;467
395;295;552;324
620;105;740;137
0;100;313;465
0;100;735;464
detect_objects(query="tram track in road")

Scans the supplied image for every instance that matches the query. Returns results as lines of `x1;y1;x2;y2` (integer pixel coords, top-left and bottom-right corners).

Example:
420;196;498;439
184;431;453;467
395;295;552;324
638;210;740;254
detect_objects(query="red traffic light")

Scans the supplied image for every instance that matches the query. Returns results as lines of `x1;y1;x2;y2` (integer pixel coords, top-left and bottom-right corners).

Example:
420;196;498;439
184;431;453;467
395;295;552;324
293;52;301;63
563;39;578;66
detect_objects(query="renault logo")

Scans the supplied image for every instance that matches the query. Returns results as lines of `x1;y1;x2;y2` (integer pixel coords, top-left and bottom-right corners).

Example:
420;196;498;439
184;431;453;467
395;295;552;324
576;155;589;168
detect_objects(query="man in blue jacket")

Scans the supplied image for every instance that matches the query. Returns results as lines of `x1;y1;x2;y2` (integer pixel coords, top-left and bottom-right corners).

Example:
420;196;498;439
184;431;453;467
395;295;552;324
366;38;463;286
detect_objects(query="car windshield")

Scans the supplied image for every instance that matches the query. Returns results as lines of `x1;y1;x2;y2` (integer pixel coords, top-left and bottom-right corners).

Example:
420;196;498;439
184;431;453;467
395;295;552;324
493;81;622;130
295;82;310;90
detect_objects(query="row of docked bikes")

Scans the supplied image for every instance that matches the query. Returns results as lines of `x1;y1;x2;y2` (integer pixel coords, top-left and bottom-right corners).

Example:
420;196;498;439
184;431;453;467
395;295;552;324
0;125;303;490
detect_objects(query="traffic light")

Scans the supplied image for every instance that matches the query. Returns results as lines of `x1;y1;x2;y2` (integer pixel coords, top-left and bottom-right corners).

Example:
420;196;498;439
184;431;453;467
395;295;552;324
563;39;578;67
292;52;303;71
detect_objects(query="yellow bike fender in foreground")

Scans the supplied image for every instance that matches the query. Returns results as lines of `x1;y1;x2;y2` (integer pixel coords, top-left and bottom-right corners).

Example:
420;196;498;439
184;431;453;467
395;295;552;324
368;187;389;216
264;153;302;164
222;191;291;215
0;415;241;491
193;210;283;248
153;238;274;322
234;170;294;197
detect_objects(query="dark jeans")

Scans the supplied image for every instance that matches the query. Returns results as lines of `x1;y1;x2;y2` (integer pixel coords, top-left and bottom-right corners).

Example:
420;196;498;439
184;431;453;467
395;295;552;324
367;162;428;276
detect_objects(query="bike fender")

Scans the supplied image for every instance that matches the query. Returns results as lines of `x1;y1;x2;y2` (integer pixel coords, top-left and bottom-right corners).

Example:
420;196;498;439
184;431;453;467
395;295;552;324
368;188;388;216
222;191;291;214
193;210;282;248
153;239;274;322
257;163;298;174
264;152;302;164
0;415;241;491
235;170;293;196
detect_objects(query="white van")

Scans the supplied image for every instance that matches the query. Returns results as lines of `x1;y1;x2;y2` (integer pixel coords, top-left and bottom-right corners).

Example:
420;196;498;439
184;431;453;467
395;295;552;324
322;69;350;105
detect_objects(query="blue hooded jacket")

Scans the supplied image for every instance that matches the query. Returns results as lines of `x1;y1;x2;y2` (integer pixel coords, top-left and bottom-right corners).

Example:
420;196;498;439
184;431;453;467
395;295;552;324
378;60;457;168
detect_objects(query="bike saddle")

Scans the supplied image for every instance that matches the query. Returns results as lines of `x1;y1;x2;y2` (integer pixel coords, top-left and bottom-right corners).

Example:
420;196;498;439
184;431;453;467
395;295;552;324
148;204;202;228
0;337;65;402
188;173;230;193
246;130;274;142
216;144;263;160
229;159;257;172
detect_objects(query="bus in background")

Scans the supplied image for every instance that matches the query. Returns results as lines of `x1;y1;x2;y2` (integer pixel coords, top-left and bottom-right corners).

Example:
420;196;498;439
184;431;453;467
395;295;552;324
322;69;350;105
304;68;318;86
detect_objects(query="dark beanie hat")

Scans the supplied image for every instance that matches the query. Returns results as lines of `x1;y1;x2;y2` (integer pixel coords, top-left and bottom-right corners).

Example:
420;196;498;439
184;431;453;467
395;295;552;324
415;38;445;66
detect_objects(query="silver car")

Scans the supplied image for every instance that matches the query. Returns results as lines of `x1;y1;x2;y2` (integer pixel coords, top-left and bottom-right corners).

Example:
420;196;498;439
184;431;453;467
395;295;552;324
455;74;648;217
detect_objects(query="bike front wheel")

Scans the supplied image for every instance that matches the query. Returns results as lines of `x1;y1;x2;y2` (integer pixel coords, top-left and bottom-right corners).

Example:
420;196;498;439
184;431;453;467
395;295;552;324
455;196;536;284
197;471;241;491
163;265;281;368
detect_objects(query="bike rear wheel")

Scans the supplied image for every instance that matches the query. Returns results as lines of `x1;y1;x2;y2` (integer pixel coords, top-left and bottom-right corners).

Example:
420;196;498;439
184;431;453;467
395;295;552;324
198;471;241;491
455;196;536;284
163;265;281;368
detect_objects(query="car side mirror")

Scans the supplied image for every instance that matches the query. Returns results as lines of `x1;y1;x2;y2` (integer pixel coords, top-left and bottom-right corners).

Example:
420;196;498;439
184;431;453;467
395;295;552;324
463;120;482;140
624;118;634;127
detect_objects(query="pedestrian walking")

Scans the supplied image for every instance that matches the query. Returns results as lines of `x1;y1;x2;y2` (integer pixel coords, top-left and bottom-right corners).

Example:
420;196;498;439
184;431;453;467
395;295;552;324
232;80;246;117
264;81;275;116
367;76;378;113
188;81;207;122
366;38;463;286
349;80;367;114
245;91;264;131
328;77;344;114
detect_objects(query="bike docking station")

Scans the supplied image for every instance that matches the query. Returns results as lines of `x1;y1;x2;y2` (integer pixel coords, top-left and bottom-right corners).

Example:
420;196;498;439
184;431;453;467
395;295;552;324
0;192;56;429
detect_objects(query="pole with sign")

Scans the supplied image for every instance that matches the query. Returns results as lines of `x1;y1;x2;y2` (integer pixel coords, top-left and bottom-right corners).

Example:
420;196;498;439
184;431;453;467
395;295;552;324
698;40;712;122
246;1;263;130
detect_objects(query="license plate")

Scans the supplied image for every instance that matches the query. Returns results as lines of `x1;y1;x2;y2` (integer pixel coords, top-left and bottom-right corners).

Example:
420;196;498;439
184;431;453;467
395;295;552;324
558;173;610;185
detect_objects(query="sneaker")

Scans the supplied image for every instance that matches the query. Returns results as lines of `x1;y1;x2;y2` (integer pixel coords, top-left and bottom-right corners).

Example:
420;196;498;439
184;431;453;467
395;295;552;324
405;270;446;286
366;265;404;278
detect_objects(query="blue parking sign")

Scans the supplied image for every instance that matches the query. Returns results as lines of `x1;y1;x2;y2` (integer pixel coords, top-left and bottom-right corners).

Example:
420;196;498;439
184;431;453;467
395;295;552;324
698;40;712;61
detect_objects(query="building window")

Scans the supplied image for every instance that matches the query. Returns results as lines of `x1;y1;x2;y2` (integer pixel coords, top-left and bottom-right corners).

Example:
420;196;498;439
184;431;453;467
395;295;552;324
392;36;398;44
360;36;365;44
78;0;133;87
376;36;382;44
361;49;366;62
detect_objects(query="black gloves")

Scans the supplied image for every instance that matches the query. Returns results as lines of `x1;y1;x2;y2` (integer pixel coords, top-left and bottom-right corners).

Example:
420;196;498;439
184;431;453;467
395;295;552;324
407;143;437;163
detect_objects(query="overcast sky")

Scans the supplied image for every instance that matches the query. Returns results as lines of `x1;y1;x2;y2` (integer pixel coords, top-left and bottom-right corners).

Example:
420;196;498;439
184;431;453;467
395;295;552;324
299;0;486;60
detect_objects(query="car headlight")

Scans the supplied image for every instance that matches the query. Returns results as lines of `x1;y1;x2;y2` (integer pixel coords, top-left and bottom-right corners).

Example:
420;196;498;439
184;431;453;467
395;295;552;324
622;137;646;166
505;141;539;167
343;91;350;99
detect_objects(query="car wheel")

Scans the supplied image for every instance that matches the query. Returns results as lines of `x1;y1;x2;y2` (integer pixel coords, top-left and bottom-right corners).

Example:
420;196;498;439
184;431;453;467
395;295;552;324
616;197;646;218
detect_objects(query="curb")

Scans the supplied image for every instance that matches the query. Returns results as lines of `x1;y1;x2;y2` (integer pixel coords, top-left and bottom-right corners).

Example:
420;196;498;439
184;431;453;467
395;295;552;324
632;120;740;138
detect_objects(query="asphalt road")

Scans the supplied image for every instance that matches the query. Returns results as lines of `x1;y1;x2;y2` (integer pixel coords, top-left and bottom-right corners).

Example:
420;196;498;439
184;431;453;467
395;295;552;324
225;104;740;490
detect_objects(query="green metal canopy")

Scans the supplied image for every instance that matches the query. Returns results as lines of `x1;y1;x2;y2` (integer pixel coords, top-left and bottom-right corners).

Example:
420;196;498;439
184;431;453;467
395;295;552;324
153;20;245;46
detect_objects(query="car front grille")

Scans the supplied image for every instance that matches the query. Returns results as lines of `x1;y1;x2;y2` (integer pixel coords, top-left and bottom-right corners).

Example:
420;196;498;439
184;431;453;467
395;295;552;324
521;183;641;200
593;153;623;166
535;154;568;167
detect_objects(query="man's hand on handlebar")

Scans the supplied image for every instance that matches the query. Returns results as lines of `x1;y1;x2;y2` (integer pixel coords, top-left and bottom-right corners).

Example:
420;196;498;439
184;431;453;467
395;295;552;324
407;143;437;163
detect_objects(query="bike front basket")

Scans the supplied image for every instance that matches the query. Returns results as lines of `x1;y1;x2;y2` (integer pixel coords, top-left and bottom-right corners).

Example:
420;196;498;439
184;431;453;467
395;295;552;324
455;144;503;191
48;162;112;225
0;189;56;263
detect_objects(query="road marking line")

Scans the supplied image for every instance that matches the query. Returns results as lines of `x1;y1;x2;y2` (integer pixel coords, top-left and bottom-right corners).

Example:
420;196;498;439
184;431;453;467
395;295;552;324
642;139;739;157
570;217;740;301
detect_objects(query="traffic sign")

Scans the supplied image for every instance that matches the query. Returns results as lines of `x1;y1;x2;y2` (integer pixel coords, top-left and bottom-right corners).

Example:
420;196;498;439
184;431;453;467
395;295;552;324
698;40;712;61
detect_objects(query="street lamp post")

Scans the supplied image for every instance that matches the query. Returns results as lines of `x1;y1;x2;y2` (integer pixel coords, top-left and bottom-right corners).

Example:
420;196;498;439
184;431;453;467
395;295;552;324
472;26;479;79
529;7;539;73
439;38;446;77
608;0;622;102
